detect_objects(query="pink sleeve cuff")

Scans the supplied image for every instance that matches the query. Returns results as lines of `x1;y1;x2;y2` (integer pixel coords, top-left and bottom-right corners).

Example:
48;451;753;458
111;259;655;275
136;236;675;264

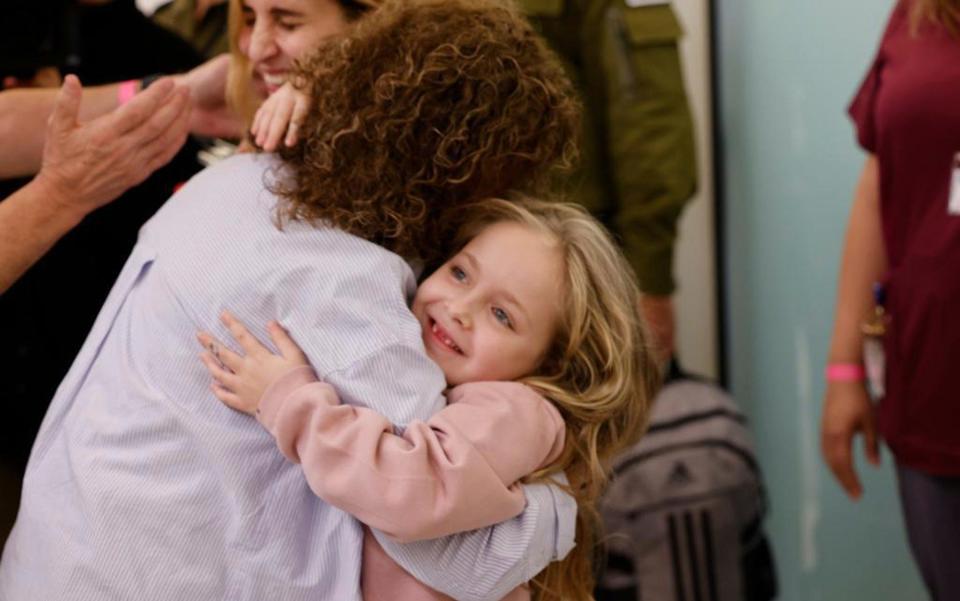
256;365;321;431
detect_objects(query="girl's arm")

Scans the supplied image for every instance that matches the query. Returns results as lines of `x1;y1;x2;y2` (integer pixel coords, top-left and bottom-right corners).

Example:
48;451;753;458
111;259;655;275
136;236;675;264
198;312;565;543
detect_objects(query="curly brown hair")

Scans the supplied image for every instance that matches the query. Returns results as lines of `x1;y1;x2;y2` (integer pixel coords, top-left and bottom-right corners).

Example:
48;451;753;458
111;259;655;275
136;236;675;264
272;0;581;263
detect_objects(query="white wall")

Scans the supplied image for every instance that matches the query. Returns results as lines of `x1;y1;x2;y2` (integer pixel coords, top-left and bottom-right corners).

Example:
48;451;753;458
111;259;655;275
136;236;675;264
672;0;719;379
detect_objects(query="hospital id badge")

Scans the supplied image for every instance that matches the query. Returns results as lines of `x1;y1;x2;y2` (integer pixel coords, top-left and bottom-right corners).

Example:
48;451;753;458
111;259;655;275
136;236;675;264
863;337;885;400
861;283;887;401
948;152;960;215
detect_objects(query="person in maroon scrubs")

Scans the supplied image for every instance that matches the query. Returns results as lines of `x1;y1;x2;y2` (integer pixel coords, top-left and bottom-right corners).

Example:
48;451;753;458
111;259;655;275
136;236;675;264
822;1;960;598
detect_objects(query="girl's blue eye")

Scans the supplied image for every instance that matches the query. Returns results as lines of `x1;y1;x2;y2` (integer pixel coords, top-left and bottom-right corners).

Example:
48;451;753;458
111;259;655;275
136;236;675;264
451;266;467;281
492;307;512;328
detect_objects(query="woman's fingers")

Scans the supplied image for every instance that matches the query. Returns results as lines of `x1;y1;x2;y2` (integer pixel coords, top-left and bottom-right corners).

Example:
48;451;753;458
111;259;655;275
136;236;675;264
252;94;276;144
263;96;295;152
251;101;267;142
268;321;308;363
284;121;299;149
286;95;309;147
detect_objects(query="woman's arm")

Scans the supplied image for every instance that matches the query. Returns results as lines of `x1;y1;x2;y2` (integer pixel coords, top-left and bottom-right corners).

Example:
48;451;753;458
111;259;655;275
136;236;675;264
821;155;886;499
0;54;237;179
198;313;565;542
0;83;123;179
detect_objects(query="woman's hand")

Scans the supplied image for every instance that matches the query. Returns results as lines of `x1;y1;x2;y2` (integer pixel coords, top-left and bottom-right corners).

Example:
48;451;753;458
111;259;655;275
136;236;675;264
251;81;311;151
37;75;191;218
197;310;309;415
820;380;880;500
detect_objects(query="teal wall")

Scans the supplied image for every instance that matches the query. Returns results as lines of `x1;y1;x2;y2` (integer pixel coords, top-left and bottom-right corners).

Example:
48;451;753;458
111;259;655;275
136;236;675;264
717;2;927;599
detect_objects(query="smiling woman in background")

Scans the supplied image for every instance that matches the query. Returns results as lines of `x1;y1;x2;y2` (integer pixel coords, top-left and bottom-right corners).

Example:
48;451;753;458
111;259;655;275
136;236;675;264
225;0;375;127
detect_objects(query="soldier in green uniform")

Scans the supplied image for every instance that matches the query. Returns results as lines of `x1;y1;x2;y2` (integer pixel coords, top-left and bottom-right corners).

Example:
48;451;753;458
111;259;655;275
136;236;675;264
516;0;697;359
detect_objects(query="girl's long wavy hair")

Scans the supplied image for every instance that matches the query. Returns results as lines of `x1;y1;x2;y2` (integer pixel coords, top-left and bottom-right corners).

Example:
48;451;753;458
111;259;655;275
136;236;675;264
270;0;580;264
454;198;662;601
909;0;960;36
225;0;376;128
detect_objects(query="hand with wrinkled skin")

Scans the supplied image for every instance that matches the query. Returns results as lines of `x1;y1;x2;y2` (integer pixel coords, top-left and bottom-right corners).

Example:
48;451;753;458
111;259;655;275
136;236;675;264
34;74;193;219
0;75;192;293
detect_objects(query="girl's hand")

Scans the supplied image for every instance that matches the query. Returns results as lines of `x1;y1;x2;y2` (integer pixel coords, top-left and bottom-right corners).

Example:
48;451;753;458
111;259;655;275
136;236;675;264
250;81;310;152
197;310;309;415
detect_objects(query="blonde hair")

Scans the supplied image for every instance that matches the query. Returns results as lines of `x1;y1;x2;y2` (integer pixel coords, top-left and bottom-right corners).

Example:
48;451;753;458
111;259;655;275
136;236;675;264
225;0;377;128
454;198;661;601
909;0;960;37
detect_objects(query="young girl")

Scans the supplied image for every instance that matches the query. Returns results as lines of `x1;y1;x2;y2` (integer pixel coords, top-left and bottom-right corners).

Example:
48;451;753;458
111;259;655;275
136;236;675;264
198;198;661;600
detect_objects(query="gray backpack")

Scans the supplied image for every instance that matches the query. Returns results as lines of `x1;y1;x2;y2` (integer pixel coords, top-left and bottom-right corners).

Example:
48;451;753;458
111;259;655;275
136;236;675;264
597;365;777;601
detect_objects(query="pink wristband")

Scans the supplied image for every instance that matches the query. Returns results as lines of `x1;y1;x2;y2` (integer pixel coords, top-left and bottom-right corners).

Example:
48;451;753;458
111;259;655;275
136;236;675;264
117;80;138;105
825;363;865;382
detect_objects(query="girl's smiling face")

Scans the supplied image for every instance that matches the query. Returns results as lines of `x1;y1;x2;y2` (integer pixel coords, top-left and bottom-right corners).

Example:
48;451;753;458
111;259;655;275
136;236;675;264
411;221;565;386
237;0;349;96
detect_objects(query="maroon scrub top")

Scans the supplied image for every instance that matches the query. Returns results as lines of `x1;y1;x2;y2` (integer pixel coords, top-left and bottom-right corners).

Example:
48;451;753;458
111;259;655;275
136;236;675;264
848;1;960;475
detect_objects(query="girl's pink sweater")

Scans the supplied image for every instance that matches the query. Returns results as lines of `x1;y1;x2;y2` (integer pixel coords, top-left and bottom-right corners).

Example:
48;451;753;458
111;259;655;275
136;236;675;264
256;366;566;601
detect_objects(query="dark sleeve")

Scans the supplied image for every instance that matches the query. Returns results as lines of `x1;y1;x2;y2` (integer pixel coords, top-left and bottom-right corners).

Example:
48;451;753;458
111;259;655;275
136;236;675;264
847;1;908;153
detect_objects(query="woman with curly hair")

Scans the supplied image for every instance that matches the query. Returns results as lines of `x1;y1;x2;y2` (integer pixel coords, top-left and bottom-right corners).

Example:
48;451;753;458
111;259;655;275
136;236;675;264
196;198;660;601
0;2;582;600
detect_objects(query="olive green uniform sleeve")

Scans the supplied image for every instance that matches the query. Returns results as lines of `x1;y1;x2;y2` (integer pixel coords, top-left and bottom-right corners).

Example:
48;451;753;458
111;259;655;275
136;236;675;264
519;0;697;295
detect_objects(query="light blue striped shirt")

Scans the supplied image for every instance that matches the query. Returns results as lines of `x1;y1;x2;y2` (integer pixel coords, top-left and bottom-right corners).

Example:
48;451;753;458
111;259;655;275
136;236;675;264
0;153;575;601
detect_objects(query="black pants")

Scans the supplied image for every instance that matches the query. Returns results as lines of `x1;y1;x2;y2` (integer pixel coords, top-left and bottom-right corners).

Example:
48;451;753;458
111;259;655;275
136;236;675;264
896;462;960;601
